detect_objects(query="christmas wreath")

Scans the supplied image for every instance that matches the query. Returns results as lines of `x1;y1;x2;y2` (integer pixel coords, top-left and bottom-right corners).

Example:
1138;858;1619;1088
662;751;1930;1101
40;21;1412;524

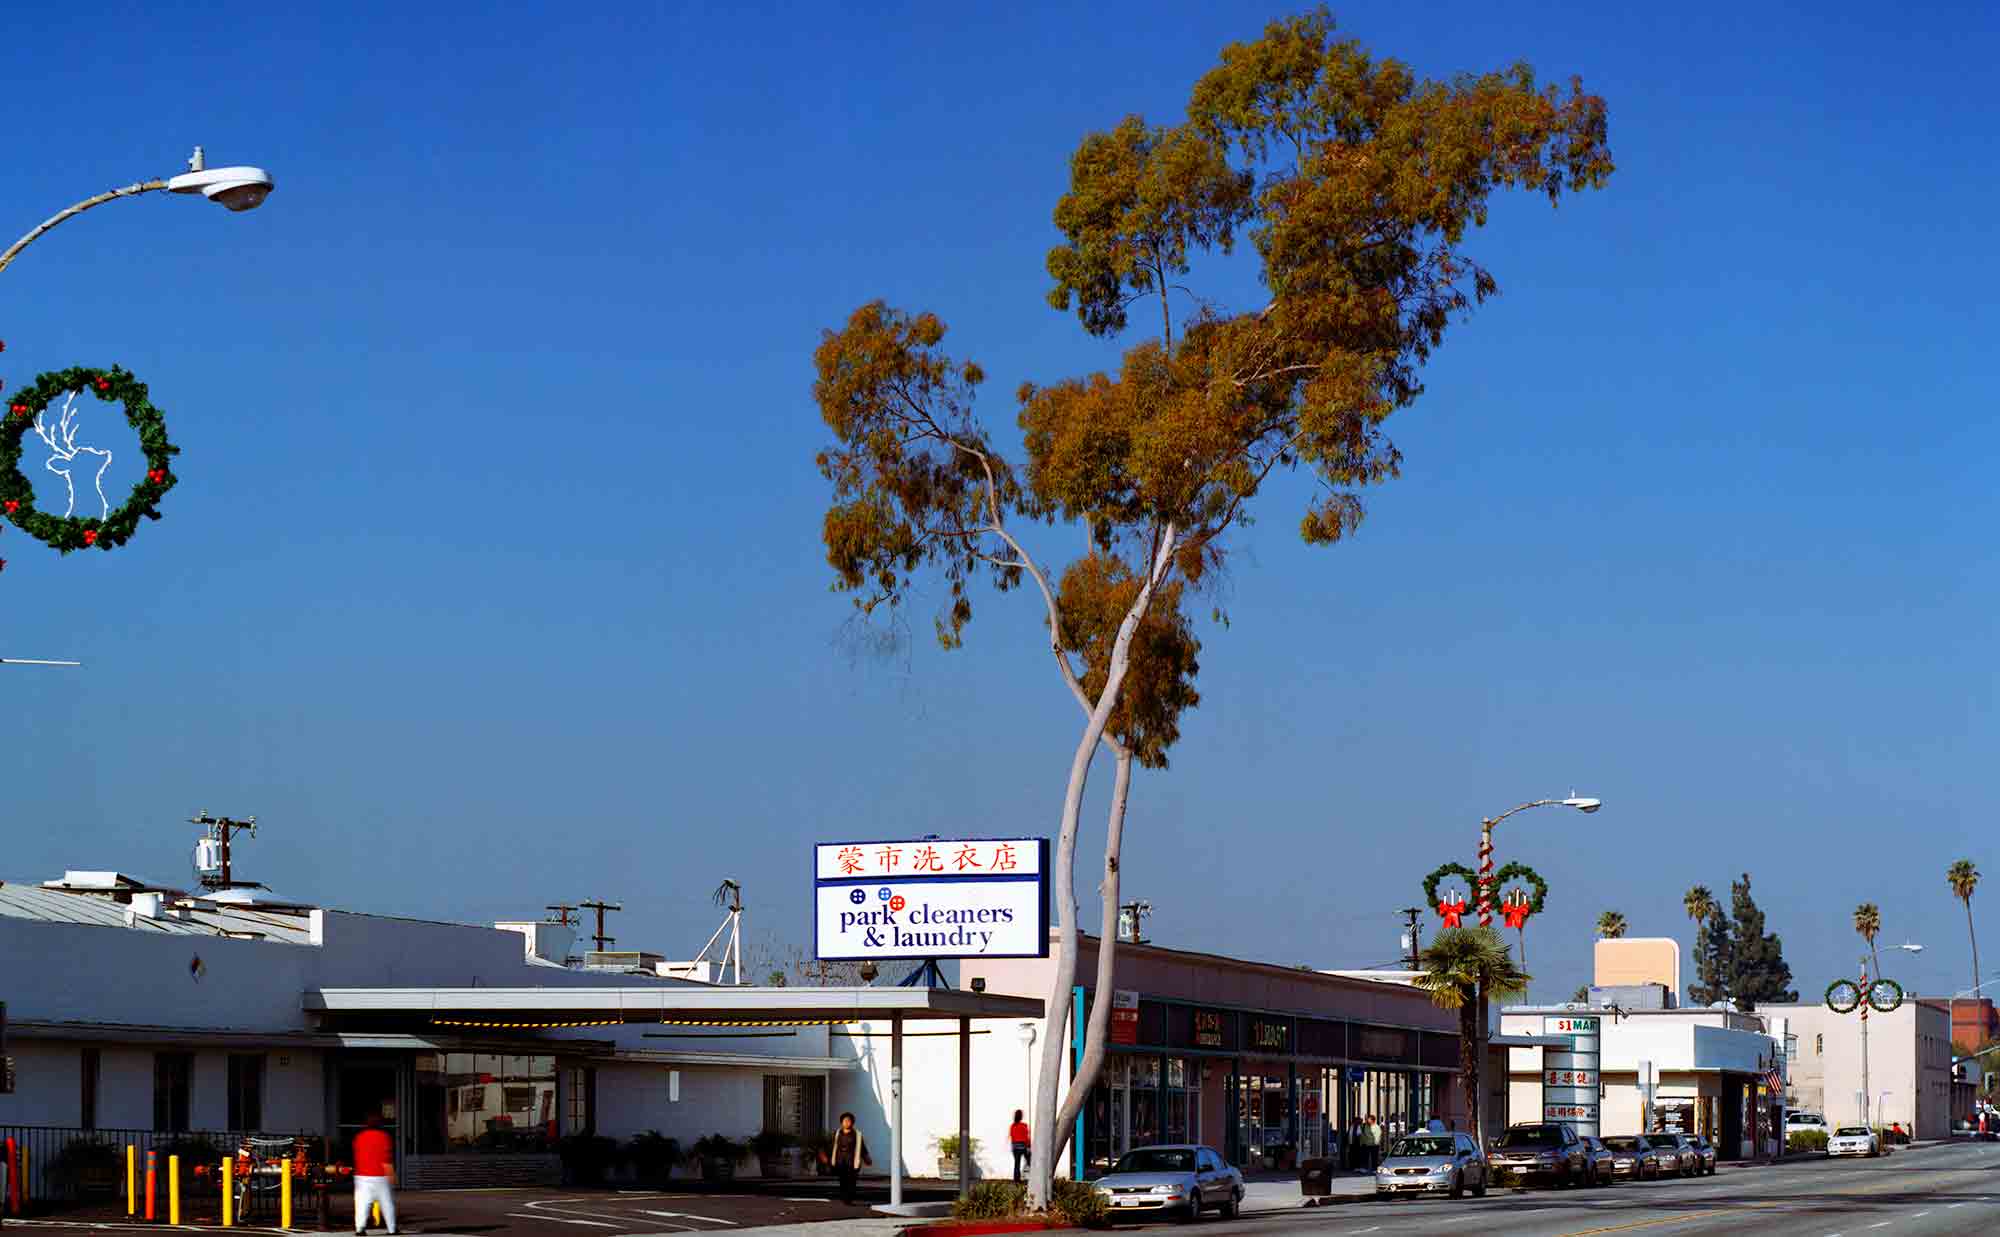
1824;979;1861;1014
1;364;179;553
1423;862;1478;907
1491;861;1549;915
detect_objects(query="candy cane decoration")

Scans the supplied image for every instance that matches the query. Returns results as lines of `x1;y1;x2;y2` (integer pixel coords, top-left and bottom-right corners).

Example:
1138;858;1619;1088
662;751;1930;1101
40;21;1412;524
1477;821;1495;927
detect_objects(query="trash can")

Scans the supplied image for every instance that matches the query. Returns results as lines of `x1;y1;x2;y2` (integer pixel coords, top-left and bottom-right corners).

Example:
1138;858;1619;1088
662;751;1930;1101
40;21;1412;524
1298;1157;1334;1205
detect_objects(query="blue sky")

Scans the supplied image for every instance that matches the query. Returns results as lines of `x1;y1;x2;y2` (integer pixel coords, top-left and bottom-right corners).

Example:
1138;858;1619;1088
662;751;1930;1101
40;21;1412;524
3;1;1996;1006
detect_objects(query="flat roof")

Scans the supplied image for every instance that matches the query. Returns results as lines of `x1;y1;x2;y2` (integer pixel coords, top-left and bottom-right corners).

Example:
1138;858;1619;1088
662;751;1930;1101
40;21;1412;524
305;985;1043;1023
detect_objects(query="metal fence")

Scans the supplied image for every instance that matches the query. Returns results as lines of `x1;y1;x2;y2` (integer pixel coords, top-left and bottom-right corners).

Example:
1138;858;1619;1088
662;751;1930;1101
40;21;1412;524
0;1125;318;1217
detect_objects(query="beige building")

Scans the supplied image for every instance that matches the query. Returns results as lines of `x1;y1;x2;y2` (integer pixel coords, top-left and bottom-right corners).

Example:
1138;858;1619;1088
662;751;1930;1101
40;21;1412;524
1764;999;1955;1138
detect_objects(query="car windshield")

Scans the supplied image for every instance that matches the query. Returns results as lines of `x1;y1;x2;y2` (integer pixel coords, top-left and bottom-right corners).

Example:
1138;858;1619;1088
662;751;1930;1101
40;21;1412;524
1603;1137;1641;1151
1834;1128;1871;1137
1389;1137;1457;1158
1497;1127;1563;1148
1114;1149;1194;1173
1789;1114;1823;1124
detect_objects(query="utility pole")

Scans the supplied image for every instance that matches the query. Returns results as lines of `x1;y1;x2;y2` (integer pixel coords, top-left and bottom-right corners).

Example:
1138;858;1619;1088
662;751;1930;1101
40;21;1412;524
188;812;257;891
545;903;578;926
580;900;622;952
1399;907;1423;969
1118;900;1152;945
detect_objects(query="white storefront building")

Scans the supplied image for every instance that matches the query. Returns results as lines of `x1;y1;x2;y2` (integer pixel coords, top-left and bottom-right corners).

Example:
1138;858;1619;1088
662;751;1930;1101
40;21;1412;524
0;869;1030;1193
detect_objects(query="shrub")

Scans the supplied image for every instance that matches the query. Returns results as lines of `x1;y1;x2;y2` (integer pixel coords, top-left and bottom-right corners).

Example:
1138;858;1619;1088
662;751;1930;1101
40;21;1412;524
935;1133;981;1159
952;1181;1027;1220
690;1134;747;1163
1786;1129;1828;1153
749;1129;799;1159
1046;1179;1107;1227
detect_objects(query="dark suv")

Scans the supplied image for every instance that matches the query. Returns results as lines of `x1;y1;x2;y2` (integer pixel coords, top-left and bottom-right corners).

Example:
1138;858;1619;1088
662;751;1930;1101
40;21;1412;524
1487;1123;1588;1187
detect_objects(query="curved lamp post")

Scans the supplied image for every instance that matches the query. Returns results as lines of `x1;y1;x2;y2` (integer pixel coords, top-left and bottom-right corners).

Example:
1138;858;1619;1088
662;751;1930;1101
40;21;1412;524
0;147;272;669
1476;796;1600;926
0;147;273;278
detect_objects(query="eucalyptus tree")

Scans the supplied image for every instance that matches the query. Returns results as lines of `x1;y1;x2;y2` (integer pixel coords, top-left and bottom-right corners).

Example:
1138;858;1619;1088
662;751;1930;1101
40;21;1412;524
811;7;1611;1205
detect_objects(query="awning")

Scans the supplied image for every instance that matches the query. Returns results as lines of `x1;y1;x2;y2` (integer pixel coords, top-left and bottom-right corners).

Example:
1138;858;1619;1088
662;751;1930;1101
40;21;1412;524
303;984;1043;1026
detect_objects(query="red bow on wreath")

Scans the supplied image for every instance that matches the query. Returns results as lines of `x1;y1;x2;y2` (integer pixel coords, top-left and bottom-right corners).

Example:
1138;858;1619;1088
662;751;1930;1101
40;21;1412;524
1500;889;1534;930
1436;892;1468;928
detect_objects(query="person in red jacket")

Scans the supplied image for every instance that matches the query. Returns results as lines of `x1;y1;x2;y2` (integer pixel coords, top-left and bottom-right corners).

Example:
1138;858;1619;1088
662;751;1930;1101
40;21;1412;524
352;1114;397;1235
1009;1110;1031;1183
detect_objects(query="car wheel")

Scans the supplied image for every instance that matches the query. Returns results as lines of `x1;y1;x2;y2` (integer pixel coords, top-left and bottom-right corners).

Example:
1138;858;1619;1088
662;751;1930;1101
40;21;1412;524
1473;1167;1488;1197
1180;1189;1201;1223
1219;1190;1238;1220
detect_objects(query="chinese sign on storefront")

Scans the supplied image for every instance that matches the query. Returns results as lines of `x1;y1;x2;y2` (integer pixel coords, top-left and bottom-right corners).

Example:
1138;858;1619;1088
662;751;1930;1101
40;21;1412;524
1193;1009;1225;1048
1541;1014;1600;1137
813;838;1049;961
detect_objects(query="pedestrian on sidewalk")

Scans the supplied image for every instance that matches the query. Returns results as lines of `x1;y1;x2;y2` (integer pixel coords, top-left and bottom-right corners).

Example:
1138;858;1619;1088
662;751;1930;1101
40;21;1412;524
1346;1117;1362;1172
1361;1114;1382;1172
830;1111;872;1205
1008;1110;1031;1183
352;1114;397;1235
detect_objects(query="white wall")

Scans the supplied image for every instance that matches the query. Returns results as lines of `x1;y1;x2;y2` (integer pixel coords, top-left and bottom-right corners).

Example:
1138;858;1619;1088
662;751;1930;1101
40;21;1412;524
831;1018;1051;1182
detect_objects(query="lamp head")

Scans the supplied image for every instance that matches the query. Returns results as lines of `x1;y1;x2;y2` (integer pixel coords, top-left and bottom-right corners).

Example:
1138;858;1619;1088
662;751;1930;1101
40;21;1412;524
167;164;274;212
1563;797;1603;814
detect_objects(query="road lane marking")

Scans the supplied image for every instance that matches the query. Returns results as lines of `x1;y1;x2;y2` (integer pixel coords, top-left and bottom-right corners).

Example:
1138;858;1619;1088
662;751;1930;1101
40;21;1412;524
506;1215;620;1228
639;1213;735;1226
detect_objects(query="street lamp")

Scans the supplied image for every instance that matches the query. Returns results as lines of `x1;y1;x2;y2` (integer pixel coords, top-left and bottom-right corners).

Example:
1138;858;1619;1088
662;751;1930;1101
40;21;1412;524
0;146;274;277
0;146;272;668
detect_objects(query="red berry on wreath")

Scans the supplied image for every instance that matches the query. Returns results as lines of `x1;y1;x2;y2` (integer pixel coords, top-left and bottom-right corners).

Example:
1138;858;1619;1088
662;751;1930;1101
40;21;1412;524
95;379;110;391
82;529;98;546
148;468;167;484
3;500;16;514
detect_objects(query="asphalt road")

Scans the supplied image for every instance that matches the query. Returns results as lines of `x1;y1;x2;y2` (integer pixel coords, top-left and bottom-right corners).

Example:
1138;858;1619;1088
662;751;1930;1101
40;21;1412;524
1179;1141;2000;1237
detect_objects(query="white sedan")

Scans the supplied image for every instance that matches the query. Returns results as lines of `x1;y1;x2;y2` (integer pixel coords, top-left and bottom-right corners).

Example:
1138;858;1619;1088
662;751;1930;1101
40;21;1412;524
1827;1126;1882;1157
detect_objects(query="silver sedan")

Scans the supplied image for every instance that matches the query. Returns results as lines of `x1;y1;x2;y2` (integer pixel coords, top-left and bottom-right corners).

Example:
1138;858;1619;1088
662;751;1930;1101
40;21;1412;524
1091;1145;1244;1221
1374;1131;1489;1200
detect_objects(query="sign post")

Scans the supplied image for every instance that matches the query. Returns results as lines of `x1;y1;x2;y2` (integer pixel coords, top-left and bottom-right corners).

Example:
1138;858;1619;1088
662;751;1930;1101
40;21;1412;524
1541;1014;1600;1138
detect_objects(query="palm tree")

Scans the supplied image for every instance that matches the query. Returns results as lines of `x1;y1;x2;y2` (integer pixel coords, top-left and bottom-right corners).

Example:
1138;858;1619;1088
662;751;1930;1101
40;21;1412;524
1597;910;1628;939
1684;885;1716;929
1854;902;1883;979
1413;927;1530;1141
1948;860;1981;1034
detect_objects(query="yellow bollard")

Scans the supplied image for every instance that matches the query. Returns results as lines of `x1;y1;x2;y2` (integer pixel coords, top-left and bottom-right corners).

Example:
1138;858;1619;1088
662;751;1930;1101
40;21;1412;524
373;1202;383;1227
280;1158;292;1230
221;1157;234;1228
168;1154;181;1226
126;1144;136;1216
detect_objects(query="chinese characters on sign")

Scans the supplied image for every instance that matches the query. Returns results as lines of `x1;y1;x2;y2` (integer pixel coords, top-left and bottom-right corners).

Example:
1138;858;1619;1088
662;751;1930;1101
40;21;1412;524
813;838;1049;962
1541;1014;1600;1138
1193;1010;1224;1049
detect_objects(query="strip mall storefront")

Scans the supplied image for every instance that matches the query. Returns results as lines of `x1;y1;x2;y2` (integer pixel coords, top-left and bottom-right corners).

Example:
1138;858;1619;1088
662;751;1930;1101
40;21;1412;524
978;937;1462;1177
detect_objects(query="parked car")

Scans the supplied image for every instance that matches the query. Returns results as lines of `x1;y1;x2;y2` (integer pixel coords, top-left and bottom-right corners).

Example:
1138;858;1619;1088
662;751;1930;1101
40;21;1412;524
1785;1112;1830;1137
1827;1126;1882;1158
1601;1134;1676;1180
1577;1136;1617;1186
1684;1133;1717;1175
1655;1132;1700;1177
1091;1145;1243;1221
1487;1123;1588;1188
1373;1131;1488;1200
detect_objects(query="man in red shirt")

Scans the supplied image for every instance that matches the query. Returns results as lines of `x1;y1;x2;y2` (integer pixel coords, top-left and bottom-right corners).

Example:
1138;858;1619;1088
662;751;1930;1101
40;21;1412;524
352;1114;397;1234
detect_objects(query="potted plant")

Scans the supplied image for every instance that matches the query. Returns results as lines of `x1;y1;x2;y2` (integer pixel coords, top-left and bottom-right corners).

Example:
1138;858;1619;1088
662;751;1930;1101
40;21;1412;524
690;1134;746;1183
749;1128;799;1178
934;1133;980;1180
626;1131;681;1186
556;1134;621;1186
800;1131;835;1176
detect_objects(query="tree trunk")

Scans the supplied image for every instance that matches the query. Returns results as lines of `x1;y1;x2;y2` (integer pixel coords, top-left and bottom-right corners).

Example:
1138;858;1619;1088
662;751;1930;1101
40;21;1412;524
1027;529;1176;1209
1051;743;1133;1169
1459;990;1480;1140
1968;898;1981;1027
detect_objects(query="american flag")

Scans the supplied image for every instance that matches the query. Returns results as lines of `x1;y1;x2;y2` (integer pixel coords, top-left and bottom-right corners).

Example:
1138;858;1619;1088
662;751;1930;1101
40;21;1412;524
1765;1065;1784;1094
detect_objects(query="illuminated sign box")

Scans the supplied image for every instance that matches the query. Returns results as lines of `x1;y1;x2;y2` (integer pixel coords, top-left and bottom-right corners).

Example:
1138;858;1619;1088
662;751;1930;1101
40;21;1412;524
813;838;1050;961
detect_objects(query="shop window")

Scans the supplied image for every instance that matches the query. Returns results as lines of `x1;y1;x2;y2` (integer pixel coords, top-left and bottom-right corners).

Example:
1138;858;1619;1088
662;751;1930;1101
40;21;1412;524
153;1052;193;1132
80;1047;100;1130
566;1067;596;1135
228;1054;265;1131
414;1052;556;1152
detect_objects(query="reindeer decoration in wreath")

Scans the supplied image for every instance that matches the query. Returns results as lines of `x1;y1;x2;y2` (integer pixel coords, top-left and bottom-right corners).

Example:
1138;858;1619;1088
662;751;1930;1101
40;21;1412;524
0;358;179;565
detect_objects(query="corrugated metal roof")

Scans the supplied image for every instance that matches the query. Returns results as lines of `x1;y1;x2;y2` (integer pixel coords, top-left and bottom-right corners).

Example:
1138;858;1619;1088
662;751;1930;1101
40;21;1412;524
0;880;313;943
